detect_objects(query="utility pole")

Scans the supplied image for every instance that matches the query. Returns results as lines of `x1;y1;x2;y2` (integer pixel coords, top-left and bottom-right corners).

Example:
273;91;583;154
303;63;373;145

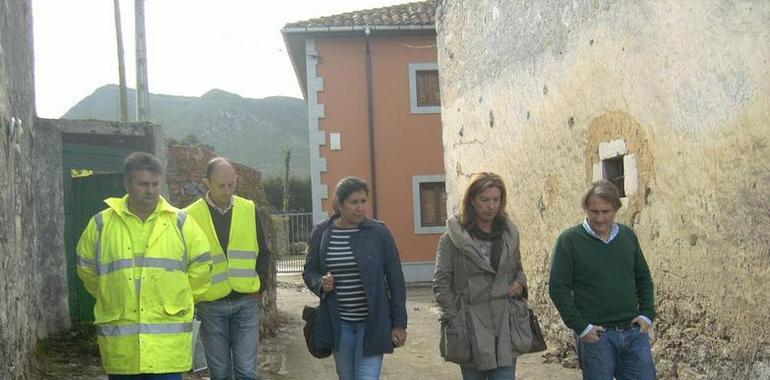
113;0;129;122
135;0;150;121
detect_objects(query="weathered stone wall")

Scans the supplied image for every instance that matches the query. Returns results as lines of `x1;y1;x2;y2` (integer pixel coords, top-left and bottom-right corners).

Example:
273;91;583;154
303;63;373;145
436;1;769;378
32;120;68;339
0;1;68;378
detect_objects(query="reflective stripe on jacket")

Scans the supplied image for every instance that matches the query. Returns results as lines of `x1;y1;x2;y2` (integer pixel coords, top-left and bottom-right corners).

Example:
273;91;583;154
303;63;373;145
76;195;212;374
186;195;260;301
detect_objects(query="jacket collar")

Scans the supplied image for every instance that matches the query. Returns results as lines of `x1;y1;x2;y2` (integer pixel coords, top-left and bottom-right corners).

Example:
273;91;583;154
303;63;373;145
324;215;380;230
447;215;517;273
104;194;176;217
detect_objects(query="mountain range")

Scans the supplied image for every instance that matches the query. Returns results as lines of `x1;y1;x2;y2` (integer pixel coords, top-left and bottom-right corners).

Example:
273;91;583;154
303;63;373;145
63;84;309;178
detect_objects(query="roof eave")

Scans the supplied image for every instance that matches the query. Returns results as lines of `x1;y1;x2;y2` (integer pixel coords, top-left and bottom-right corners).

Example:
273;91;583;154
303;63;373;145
281;24;435;34
281;32;309;99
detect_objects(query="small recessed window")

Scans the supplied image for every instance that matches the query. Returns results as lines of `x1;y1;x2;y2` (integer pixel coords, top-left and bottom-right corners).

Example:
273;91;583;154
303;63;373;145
416;70;440;107
602;156;625;197
419;181;447;227
412;175;447;234
409;63;441;114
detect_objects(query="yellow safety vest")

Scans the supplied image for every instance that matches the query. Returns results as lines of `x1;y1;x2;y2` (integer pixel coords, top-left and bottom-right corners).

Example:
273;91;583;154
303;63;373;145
75;195;212;374
186;195;261;302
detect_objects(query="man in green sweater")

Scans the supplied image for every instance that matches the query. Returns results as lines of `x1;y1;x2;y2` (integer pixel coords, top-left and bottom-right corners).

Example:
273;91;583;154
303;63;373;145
549;180;655;380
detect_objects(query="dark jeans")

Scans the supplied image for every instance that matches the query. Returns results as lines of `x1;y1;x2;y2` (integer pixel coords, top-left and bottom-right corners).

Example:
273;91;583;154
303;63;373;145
577;326;655;380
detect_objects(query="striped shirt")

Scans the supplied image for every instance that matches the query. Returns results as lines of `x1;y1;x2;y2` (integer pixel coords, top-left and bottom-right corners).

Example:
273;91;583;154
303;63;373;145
326;226;368;322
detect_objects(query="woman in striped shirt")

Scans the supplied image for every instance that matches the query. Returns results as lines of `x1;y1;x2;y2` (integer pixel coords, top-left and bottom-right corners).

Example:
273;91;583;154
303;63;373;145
304;177;408;380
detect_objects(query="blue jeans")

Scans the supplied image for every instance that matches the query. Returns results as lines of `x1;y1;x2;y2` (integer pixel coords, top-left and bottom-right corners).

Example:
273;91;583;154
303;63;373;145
577;326;655;380
460;361;517;380
197;295;260;380
333;321;384;380
108;375;181;380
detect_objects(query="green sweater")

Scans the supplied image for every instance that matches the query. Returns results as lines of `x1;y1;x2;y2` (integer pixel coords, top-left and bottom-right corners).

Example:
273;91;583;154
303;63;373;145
548;223;655;334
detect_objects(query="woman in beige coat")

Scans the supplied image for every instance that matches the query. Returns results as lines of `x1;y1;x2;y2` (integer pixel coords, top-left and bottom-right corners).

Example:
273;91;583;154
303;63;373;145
433;172;530;380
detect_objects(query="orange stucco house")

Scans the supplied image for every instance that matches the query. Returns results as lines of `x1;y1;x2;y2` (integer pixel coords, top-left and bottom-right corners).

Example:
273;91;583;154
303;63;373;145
282;1;444;282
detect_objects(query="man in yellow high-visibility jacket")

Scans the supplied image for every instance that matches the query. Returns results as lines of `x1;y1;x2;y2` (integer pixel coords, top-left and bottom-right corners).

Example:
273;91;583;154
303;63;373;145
77;152;212;380
186;157;271;380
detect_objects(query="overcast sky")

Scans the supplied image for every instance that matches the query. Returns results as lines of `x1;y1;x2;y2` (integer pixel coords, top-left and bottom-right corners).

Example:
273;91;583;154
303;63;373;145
32;0;408;118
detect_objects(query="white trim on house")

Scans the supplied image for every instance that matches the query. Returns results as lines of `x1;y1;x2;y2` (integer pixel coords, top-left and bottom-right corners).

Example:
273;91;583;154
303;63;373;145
412;174;447;235
306;38;329;224
408;63;441;114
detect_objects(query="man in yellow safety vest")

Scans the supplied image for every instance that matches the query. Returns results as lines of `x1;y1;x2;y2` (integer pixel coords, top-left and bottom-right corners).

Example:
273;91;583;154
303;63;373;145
186;157;271;380
77;152;212;380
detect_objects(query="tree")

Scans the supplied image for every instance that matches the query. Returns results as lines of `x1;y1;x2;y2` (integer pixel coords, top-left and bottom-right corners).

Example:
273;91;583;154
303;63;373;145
264;176;311;213
281;146;291;212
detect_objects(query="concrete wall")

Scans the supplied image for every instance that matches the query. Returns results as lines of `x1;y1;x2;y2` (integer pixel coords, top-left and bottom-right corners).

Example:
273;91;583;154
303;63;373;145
309;33;444;279
436;1;769;378
0;1;69;378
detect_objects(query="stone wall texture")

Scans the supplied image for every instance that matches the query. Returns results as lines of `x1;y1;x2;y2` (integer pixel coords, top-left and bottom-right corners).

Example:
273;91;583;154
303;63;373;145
0;1;69;378
436;1;769;378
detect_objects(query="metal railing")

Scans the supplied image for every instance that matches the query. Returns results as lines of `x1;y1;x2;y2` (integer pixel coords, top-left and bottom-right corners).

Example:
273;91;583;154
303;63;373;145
271;212;313;273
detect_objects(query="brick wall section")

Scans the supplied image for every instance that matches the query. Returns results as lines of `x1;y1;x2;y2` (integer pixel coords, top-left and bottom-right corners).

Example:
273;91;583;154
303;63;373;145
166;145;216;207
166;144;264;207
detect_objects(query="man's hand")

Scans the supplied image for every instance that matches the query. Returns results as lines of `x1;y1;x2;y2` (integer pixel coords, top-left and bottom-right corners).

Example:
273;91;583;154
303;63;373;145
322;272;335;293
632;316;651;334
392;327;407;347
507;281;524;298
580;326;605;343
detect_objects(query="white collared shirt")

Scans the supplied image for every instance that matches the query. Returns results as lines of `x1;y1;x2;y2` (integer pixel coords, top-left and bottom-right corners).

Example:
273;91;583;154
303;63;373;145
204;191;233;215
582;218;619;244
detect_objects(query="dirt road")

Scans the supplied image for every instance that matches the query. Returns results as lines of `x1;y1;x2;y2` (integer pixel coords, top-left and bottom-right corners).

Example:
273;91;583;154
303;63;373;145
259;274;580;380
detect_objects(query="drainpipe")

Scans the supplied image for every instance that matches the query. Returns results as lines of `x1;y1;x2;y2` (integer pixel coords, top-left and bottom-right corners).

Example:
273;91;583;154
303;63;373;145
365;27;378;219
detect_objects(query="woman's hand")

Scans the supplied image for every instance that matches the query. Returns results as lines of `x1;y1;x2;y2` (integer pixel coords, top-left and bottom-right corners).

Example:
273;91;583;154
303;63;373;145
322;272;335;293
508;281;524;298
392;327;407;347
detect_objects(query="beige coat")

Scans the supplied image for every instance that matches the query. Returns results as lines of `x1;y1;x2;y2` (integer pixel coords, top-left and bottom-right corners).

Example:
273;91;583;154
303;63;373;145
433;215;529;370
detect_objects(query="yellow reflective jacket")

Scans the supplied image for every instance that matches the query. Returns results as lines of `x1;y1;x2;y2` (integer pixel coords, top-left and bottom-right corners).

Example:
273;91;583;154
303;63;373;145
185;195;260;302
76;195;212;374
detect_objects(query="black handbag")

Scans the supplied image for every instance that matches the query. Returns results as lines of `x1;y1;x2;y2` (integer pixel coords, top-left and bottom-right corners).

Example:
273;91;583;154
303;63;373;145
302;305;332;359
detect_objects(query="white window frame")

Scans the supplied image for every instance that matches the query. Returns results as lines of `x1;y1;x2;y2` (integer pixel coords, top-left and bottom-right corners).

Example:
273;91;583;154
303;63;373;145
409;63;441;114
592;138;639;203
412;174;447;234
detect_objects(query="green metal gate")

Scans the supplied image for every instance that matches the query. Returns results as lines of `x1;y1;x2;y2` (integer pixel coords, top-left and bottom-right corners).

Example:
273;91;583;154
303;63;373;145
64;172;124;321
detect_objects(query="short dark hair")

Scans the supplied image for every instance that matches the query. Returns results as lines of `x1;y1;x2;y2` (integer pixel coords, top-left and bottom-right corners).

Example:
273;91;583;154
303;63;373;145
205;157;233;179
332;176;369;214
460;172;508;228
582;179;622;211
124;152;162;180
